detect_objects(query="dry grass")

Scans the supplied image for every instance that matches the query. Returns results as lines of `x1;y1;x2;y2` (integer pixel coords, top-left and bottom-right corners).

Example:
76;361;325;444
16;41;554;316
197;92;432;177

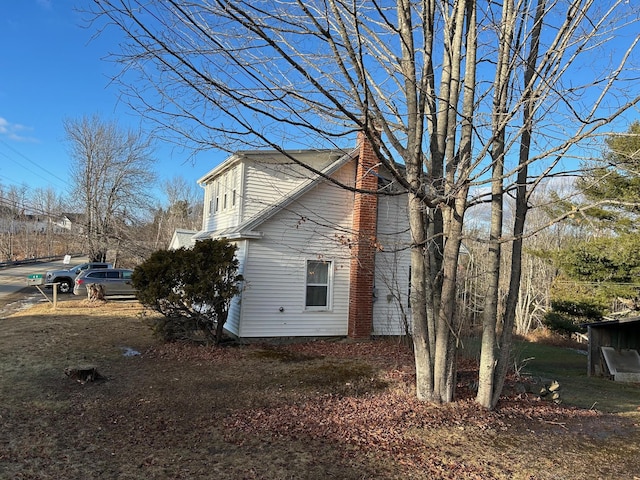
523;327;586;349
1;297;640;479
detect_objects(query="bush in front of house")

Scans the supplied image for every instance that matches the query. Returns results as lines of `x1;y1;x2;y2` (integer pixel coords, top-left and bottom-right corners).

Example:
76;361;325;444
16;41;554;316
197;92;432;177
132;239;242;345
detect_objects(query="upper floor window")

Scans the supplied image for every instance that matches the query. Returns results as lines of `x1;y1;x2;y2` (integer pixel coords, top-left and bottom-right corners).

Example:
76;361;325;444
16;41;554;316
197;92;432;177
209;167;239;215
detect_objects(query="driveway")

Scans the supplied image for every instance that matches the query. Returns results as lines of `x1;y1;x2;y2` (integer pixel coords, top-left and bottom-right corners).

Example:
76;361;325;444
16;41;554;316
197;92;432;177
0;257;88;316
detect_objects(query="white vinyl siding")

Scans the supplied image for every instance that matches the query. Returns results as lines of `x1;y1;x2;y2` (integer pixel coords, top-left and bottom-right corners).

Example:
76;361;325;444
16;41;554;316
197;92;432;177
200;152;339;236
202;164;243;233
241;152;338;221
372;182;412;336
238;162;355;337
196;149;413;338
223;240;247;337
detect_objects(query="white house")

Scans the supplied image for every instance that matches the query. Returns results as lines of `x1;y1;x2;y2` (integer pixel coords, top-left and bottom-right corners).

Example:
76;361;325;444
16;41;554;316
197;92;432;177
187;132;412;339
169;228;197;250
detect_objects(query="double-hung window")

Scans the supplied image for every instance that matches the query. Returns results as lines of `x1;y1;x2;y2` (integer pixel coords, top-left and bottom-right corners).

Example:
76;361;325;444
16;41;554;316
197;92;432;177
305;260;332;310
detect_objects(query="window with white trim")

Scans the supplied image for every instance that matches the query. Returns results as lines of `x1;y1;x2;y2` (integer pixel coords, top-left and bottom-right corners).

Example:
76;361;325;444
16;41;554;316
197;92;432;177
305;260;332;309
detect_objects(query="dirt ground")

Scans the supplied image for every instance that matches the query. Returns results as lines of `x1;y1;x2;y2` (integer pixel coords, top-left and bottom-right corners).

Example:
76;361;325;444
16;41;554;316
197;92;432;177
1;298;640;479
0;287;44;317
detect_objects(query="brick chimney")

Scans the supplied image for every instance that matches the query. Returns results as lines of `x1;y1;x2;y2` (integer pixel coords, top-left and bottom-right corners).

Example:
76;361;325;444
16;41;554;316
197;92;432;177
347;130;379;339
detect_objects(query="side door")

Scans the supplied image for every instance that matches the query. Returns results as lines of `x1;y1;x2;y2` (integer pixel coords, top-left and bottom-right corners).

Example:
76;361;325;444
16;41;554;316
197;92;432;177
121;270;135;295
104;270;122;295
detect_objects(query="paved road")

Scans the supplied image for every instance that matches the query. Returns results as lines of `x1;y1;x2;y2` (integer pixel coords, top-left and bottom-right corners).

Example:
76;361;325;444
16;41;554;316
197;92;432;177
0;257;88;299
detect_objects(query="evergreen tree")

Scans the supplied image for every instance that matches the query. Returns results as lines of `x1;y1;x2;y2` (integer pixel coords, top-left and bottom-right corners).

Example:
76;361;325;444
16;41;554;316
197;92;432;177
550;123;640;326
577;121;640;234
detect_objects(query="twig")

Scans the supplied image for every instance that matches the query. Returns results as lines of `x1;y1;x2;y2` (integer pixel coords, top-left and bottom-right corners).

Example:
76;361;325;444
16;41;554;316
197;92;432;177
543;420;567;429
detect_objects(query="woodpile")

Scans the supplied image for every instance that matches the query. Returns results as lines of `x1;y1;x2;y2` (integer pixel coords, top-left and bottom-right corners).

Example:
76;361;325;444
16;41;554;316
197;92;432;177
539;380;562;404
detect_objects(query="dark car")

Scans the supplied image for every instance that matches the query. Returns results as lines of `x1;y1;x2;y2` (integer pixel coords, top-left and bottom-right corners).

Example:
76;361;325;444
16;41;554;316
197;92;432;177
73;268;136;297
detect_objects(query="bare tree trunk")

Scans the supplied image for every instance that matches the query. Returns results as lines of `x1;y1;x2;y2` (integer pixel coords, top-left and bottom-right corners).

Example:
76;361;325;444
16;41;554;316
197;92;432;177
490;0;546;409
409;195;435;400
476;0;516;408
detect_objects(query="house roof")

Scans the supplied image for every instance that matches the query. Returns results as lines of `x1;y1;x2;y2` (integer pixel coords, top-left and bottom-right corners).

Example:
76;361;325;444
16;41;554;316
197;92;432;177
197;148;349;186
194;147;358;241
585;316;640;329
169;229;198;249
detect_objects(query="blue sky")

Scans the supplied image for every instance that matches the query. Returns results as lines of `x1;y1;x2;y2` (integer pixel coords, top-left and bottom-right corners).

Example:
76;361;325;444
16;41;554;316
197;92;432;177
2;1;637;207
0;0;215;202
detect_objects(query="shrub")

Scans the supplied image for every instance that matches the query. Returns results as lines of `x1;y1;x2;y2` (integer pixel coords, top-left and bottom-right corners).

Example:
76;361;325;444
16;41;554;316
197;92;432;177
133;239;242;344
542;311;585;335
550;300;603;321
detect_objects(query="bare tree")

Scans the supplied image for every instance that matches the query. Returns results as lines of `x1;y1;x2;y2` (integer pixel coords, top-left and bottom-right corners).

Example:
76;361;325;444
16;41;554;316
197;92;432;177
0;184;29;260
91;0;640;408
65;115;156;262
153;176;203;248
32;187;64;257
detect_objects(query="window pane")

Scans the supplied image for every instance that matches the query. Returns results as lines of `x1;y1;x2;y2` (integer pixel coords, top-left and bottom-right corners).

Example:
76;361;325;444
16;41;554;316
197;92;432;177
306;261;328;284
106;271;119;278
305;260;330;308
306;286;327;306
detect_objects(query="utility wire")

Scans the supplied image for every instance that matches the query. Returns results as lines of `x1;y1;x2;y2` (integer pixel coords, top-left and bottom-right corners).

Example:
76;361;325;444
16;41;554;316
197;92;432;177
0;139;69;189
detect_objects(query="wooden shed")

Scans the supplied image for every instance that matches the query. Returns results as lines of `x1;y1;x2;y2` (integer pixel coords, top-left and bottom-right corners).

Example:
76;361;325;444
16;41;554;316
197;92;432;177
586;317;640;380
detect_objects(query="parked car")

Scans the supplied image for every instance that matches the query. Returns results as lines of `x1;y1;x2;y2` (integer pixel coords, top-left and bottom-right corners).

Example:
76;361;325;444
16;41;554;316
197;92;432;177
45;262;113;294
73;268;136;297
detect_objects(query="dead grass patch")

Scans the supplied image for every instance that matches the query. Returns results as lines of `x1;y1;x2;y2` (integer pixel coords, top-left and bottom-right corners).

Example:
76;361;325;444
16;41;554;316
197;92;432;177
1;298;639;479
523;327;586;350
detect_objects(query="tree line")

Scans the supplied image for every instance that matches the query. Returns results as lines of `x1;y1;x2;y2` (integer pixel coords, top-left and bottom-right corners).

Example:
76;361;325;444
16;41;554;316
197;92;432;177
0;115;203;266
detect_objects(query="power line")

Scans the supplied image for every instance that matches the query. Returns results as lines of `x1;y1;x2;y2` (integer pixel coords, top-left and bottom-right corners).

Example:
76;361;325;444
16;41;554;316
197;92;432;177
0;197;71;218
0;139;69;189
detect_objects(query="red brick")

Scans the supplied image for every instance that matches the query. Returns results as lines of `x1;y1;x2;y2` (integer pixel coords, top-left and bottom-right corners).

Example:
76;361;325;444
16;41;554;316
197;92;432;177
348;131;379;339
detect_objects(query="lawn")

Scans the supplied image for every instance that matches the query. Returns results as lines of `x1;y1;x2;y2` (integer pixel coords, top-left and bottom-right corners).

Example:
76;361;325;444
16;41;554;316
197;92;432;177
1;297;640;479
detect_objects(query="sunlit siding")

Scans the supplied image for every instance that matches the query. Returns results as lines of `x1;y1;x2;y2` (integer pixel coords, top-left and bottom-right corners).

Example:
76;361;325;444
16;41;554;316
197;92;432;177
200;151;344;235
242;160;309;221
238;162;356;337
202;163;243;233
372;191;412;336
224;240;247;337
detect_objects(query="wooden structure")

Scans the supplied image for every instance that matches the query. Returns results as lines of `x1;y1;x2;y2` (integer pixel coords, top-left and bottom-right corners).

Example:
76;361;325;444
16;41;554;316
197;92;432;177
586;317;640;378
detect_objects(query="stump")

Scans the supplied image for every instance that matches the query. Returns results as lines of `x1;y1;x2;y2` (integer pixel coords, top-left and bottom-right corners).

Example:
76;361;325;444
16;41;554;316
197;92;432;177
87;283;105;301
64;366;106;384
